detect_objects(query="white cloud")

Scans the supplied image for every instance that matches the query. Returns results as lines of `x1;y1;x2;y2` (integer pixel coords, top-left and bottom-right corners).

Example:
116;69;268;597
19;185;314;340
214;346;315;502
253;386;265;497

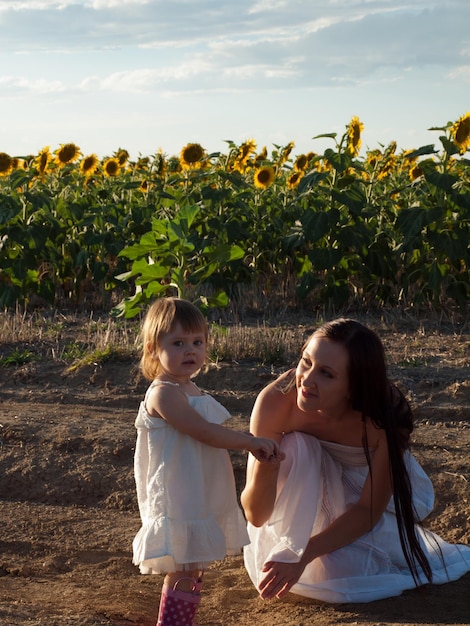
0;0;468;158
248;0;290;13
0;0;149;9
77;59;216;94
0;75;65;95
88;0;150;7
0;1;64;9
448;65;470;81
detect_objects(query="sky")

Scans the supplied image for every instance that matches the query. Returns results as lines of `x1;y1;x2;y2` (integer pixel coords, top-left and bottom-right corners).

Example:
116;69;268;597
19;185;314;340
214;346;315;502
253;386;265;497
1;0;469;162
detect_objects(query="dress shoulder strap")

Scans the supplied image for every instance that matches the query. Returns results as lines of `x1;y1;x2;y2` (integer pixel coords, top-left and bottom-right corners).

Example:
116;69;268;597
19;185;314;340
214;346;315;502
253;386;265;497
143;379;183;408
149;379;202;398
151;379;180;388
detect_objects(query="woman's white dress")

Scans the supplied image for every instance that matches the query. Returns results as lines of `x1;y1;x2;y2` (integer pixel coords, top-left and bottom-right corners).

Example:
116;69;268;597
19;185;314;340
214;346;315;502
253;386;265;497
132;381;249;574
244;432;470;603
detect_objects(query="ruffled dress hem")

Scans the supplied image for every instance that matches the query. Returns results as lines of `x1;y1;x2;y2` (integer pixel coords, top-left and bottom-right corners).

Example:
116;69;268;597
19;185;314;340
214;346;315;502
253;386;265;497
132;383;249;575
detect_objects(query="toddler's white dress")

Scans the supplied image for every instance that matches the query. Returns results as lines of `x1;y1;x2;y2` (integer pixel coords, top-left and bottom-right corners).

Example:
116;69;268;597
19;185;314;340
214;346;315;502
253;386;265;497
132;380;249;574
244;431;470;603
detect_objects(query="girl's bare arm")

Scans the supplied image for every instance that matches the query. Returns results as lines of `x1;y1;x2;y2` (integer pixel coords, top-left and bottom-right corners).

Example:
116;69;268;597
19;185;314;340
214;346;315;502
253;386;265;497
147;384;281;463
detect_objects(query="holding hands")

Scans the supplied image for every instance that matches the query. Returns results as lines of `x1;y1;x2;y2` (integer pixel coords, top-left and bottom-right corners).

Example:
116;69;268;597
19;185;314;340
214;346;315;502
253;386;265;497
248;436;284;464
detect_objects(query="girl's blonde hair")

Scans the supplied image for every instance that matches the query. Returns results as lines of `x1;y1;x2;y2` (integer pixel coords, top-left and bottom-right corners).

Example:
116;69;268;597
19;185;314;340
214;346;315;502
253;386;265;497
139;297;209;381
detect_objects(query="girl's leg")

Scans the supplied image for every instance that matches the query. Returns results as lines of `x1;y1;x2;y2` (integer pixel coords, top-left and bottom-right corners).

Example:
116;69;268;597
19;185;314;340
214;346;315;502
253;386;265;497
164;570;200;590
157;570;203;626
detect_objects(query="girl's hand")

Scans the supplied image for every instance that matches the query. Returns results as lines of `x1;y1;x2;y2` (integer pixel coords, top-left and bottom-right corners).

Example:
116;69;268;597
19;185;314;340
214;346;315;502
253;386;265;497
258;559;306;599
248;437;284;464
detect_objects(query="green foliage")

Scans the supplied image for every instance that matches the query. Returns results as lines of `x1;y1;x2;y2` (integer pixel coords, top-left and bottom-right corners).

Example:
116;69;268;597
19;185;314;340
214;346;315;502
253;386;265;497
65;345;119;371
112;203;244;317
0;348;37;367
0;117;469;316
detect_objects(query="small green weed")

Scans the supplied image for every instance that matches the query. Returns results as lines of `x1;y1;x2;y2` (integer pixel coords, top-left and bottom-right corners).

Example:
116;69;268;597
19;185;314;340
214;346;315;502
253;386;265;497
0;349;37;367
66;346;121;372
397;357;427;367
62;341;89;361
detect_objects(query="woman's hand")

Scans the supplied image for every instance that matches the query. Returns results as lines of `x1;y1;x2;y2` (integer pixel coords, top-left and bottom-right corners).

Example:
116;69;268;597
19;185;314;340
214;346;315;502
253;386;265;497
258;559;306;599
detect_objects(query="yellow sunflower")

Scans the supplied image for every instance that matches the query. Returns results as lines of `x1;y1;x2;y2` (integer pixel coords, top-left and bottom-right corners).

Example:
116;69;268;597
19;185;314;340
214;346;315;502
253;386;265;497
11;157;27;171
254;146;267;166
254;166;276;189
287;171;303;189
114;149;130;166
153;150;167;177
55;143;81;166
294;154;309;172
34;146;52;176
0;152;13;176
136;156;150;170
231;159;248;174
179;143;205;169
237;139;257;163
231;139;257;172
365;149;381;169
409;165;423;181
279;141;295;166
377;155;397;180
103;157;121;177
384;140;397;158
451;112;470;153
80;154;99;177
347;116;364;156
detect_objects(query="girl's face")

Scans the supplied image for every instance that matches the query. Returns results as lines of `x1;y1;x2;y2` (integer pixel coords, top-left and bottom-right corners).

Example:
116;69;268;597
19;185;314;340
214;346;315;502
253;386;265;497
295;334;351;416
154;322;207;381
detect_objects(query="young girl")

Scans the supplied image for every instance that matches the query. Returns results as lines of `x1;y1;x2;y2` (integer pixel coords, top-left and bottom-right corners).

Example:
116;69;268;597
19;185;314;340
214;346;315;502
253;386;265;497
242;318;470;602
132;297;281;626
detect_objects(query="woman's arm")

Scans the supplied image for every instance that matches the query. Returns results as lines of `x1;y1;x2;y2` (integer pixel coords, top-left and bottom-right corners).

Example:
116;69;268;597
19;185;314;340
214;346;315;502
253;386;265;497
240;376;293;526
258;430;393;599
147;384;280;462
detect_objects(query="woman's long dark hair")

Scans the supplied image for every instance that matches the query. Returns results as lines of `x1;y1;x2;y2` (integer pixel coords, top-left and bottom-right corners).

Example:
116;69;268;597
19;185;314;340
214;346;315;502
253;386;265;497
296;318;433;584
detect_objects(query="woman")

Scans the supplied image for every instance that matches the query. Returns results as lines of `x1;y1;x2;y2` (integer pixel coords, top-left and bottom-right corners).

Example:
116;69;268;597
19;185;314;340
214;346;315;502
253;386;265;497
241;318;470;603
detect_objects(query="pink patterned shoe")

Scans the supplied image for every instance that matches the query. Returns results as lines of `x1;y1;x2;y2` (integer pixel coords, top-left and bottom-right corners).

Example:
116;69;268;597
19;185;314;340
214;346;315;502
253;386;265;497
156;577;201;626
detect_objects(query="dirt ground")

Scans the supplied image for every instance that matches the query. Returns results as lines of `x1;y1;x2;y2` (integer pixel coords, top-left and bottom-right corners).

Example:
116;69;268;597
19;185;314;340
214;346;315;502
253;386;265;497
0;315;469;626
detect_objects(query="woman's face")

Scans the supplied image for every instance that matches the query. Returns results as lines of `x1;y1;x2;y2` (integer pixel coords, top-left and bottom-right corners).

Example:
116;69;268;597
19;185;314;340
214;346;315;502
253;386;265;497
295;334;351;416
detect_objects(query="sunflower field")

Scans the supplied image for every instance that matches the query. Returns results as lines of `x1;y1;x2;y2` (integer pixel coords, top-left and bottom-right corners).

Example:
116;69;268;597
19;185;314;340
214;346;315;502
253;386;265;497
0;113;469;317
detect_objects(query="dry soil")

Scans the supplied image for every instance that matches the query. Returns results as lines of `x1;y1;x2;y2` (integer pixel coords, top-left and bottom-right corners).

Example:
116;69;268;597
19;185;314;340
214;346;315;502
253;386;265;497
1;316;469;625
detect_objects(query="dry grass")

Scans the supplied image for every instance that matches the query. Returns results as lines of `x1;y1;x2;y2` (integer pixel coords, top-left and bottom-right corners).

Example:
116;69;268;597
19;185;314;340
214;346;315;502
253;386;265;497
0;309;311;369
209;323;308;366
0;310;138;367
1;307;468;372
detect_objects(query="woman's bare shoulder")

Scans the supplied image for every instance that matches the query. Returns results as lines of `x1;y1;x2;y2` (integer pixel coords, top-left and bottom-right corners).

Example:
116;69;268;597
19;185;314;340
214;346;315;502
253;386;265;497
254;369;294;403
250;370;296;438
